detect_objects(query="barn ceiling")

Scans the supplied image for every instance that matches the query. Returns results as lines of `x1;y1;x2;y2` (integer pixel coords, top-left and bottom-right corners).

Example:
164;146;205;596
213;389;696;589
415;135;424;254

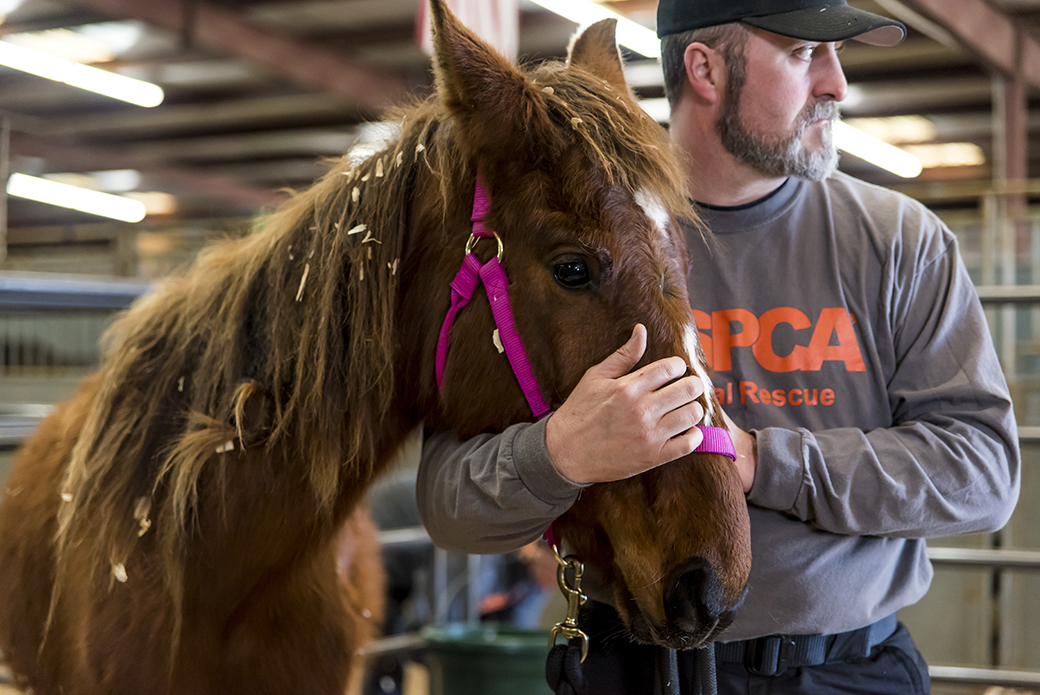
1;0;1039;232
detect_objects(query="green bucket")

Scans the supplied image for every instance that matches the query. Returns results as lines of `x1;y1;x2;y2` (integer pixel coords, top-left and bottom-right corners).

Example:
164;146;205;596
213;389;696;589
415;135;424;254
423;623;553;695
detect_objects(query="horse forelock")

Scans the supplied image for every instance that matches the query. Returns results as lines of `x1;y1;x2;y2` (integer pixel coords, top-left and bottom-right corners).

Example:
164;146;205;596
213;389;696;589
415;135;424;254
431;52;693;229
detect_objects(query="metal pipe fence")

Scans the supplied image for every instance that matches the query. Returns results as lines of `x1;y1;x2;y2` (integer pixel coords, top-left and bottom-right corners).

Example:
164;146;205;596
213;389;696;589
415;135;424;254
0;272;149;312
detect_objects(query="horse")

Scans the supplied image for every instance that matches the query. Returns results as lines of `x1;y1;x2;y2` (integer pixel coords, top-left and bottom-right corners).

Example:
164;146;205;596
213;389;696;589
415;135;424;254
0;2;751;692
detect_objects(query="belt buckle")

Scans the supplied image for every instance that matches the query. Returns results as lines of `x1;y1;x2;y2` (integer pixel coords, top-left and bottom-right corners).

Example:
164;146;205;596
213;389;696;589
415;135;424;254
745;635;796;677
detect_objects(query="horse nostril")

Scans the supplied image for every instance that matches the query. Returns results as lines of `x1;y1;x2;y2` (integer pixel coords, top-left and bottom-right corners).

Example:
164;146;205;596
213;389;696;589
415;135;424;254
663;557;727;628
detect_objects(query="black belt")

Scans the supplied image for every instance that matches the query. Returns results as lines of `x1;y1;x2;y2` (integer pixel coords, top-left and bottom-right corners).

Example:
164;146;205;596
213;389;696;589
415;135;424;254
715;614;898;677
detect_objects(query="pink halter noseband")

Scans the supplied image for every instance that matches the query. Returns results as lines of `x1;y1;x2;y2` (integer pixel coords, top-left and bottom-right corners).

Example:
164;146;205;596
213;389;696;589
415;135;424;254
435;173;737;461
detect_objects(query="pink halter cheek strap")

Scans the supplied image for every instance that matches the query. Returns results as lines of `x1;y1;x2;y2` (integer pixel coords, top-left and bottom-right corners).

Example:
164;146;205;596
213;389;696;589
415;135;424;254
435;174;551;419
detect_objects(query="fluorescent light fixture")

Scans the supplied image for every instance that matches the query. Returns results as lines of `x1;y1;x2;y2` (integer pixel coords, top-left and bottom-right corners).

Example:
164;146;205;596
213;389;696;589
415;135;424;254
624;60;666;89
91;169;143;193
842;85;865;110
0;39;163;107
842;115;937;145
125;191;178;216
5;29;117;63
833;121;922;178
78;21;146;55
44;169;142;193
528;0;660;58
7;173;148;222
902;142;985;168
3;22;146;63
0;0;26;20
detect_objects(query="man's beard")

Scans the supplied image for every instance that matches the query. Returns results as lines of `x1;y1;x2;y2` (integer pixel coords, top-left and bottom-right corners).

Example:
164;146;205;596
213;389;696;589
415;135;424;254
718;90;840;182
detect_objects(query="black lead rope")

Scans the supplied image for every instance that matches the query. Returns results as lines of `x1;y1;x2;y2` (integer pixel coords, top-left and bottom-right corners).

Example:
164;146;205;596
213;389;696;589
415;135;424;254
546;641;719;695
656;646;681;695
543;538;719;695
546;639;588;695
694;645;718;695
655;645;717;695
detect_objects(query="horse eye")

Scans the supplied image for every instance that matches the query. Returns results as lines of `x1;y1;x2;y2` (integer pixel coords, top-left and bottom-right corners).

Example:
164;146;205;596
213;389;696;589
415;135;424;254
553;259;590;289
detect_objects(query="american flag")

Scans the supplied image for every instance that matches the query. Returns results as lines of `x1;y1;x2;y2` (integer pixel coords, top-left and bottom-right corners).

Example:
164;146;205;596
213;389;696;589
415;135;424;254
416;0;520;60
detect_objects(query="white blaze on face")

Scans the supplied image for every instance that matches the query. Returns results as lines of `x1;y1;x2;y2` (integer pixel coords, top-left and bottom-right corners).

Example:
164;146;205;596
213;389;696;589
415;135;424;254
684;323;715;424
634;188;670;238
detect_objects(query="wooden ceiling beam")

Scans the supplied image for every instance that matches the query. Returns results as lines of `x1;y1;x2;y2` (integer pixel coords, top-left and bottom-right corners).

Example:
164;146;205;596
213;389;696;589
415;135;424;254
882;0;1040;88
19;93;352;139
62;0;411;115
9;132;285;214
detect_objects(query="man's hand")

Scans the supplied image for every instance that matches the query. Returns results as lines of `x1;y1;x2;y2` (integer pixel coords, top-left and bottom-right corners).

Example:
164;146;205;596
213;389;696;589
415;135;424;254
544;324;707;484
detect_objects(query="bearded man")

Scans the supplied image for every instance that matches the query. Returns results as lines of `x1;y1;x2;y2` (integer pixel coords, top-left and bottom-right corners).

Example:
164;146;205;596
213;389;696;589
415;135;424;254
416;2;1021;693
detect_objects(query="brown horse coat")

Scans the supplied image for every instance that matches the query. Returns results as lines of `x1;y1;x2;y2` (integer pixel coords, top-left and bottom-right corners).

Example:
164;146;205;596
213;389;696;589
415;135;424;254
0;2;750;693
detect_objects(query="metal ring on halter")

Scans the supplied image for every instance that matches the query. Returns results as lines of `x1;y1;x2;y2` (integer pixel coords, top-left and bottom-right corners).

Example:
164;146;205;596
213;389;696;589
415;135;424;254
465;231;504;261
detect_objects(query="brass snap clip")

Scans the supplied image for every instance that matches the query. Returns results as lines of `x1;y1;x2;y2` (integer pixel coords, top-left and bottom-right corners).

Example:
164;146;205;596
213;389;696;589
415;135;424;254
548;542;589;663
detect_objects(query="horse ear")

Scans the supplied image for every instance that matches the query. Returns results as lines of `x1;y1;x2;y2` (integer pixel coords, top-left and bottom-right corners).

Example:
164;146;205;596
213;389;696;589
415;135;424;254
567;19;630;94
429;0;534;125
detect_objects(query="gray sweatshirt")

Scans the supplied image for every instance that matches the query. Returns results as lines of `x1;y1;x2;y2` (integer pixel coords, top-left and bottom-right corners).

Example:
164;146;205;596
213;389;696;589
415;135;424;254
416;171;1020;641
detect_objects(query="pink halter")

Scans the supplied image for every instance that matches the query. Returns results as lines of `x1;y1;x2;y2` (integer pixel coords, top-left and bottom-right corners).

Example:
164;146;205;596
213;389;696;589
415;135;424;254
435;174;737;467
436;173;739;558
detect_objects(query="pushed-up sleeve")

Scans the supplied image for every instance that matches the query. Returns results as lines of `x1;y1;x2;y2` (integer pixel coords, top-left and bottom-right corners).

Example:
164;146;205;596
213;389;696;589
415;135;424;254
748;233;1020;539
416;417;587;554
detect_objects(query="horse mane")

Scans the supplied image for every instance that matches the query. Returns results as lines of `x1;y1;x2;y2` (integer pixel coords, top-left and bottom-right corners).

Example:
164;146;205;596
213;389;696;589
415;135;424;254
48;102;438;651
46;51;694;657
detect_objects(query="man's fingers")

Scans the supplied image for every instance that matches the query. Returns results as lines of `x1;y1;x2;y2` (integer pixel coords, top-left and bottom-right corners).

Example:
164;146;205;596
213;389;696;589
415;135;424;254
625;356;689;394
646;375;705;419
593;324;648;379
657;401;706;440
658;426;706;465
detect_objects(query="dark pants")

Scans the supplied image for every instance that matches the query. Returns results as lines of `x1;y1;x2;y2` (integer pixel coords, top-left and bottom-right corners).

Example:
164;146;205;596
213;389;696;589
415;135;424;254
574;603;931;695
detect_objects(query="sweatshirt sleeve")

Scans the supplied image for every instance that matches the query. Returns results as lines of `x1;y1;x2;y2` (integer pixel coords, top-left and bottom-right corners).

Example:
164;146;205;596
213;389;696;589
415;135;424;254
747;236;1021;539
416;417;588;554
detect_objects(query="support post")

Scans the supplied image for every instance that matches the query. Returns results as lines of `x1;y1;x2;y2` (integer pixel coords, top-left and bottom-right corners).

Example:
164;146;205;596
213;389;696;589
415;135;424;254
991;73;1027;671
0;117;9;266
992;75;1026;379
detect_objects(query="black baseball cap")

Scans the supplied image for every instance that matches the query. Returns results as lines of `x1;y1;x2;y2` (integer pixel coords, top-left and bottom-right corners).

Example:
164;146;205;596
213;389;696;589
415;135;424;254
656;0;906;46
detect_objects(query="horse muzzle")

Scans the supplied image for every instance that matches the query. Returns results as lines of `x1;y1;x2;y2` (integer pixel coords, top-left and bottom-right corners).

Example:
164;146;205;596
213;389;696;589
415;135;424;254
626;556;747;650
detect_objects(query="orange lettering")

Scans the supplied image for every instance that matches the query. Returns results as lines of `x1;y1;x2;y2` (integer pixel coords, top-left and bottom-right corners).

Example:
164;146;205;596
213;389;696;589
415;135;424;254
740;381;759;404
697;306;865;374
753;307;811;372
712;309;759;372
771;389;787;406
821;389;835;405
805;309;866;372
787;389;803;406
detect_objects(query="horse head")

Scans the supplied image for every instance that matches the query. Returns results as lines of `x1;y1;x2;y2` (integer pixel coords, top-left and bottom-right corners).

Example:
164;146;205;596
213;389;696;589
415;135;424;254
412;0;752;650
